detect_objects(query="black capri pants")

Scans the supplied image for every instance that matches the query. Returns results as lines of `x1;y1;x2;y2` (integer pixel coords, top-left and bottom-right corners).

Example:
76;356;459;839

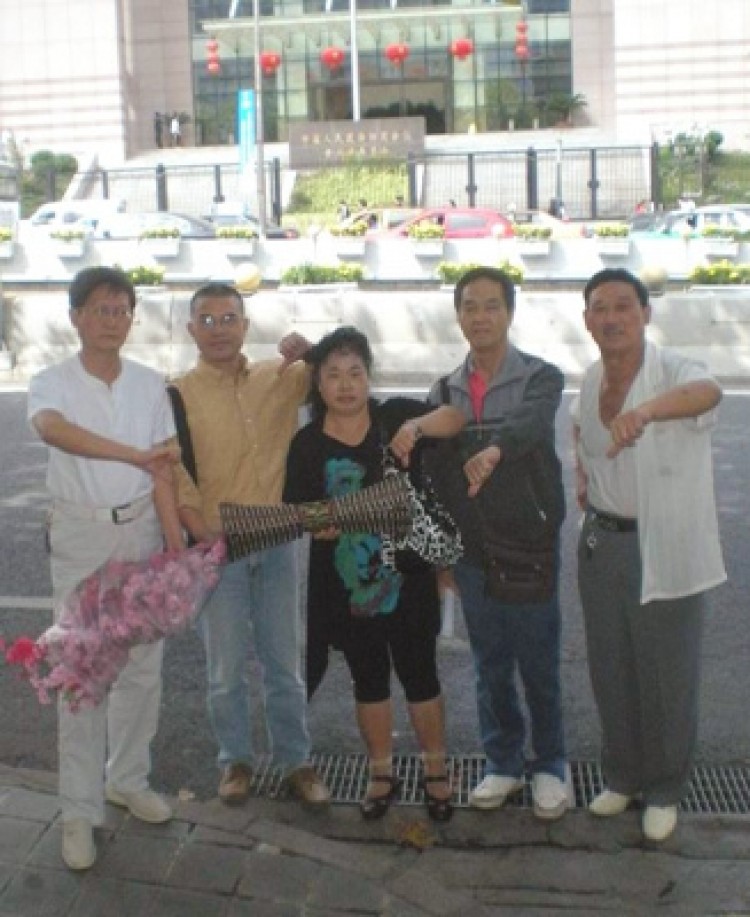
340;565;442;704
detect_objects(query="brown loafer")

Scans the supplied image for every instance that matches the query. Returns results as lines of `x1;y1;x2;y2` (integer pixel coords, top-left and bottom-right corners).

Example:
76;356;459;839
218;762;253;806
285;764;330;808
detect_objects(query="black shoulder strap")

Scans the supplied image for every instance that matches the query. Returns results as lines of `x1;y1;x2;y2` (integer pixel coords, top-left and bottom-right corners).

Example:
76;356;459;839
167;385;198;485
438;375;450;405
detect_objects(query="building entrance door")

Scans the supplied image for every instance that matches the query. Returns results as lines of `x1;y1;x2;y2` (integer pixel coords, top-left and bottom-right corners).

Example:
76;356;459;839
361;80;446;133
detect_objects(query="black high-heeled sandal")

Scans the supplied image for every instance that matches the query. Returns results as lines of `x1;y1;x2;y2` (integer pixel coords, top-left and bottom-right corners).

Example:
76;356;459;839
359;774;402;820
420;774;454;822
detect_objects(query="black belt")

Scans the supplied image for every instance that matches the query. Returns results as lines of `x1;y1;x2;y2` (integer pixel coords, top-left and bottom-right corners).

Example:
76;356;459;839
589;507;637;533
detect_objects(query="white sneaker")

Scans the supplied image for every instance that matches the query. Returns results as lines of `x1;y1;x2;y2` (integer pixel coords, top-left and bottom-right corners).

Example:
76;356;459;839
642;805;677;842
531;773;569;821
62;818;96;871
106;787;172;824
469;774;525;810
589;790;632;817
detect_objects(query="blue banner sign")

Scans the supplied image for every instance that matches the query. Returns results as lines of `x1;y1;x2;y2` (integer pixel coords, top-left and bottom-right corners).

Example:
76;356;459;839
238;89;256;171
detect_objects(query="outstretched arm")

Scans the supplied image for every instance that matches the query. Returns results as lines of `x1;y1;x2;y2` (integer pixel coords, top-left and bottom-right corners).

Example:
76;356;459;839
389;405;466;467
32;409;180;473
607;380;721;457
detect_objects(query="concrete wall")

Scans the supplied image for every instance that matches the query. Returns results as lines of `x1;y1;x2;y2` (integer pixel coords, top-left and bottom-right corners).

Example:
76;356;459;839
3;284;750;387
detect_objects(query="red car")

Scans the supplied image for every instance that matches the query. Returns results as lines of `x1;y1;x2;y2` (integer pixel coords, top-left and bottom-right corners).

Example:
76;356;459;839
374;207;515;240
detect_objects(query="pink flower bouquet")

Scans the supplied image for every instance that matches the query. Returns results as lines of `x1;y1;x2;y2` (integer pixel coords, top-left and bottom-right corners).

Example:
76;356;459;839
1;538;226;712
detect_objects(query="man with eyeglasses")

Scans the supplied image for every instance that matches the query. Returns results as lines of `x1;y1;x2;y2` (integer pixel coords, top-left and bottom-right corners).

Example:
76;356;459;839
27;266;184;871
170;282;330;808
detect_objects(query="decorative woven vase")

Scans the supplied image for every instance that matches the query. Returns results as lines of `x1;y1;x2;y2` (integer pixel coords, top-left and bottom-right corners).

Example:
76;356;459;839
220;473;414;561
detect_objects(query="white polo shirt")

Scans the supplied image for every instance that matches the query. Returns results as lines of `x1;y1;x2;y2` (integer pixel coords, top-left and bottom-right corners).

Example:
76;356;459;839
28;355;175;508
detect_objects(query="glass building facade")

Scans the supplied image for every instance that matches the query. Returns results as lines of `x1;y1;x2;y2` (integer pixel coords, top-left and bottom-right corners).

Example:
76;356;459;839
190;0;572;144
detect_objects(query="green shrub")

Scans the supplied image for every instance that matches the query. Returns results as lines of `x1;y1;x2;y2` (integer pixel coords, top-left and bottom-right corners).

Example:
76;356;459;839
436;260;524;285
216;226;258;240
688;260;750;285
50;229;86;242
0;228;12;242
121;264;166;286
700;225;750;241
498;260;525;285
287;162;407;215
408;222;445;240
140;227;180;239
331;220;368;237
514;224;552;240
593;223;629;238
280;262;364;285
436;261;484;283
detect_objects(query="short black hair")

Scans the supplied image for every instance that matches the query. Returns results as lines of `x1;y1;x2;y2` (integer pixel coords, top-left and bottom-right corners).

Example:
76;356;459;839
304;326;373;420
583;268;650;309
454;266;516;316
189;283;244;316
69;267;135;311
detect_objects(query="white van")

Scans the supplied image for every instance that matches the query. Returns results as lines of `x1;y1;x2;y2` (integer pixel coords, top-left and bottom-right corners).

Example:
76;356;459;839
29;198;126;228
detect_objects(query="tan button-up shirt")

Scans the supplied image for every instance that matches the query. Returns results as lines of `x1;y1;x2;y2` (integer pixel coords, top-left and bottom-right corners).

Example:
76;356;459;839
173;355;309;531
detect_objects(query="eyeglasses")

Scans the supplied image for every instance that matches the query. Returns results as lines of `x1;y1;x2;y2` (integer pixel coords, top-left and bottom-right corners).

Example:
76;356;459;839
83;305;133;320
196;312;242;329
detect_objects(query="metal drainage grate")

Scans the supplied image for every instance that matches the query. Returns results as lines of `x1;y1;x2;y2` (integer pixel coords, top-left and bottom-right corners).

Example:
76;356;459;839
247;754;750;816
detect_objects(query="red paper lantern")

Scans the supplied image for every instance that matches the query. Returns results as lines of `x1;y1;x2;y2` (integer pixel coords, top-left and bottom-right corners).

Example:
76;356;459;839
449;38;474;62
320;46;345;71
206;38;221;75
259;50;281;76
515;20;530;62
384;43;410;66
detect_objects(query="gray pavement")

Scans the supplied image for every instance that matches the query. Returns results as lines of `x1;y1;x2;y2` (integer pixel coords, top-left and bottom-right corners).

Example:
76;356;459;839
2;764;750;916
2;390;750;915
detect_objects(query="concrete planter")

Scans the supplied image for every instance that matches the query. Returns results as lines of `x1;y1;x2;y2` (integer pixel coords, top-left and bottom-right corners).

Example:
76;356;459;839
410;240;444;258
221;240;256;258
689;285;750;296
52;239;86;258
517;239;552;258
140;237;181;259
702;239;739;260
333;237;366;258
278;282;359;293
134;285;168;300
596;238;630;258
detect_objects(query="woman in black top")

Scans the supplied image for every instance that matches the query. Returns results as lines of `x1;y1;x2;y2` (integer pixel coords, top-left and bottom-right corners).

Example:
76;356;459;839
284;327;465;820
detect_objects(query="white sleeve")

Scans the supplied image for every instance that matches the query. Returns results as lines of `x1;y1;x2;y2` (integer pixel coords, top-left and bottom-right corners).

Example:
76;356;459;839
27;366;64;429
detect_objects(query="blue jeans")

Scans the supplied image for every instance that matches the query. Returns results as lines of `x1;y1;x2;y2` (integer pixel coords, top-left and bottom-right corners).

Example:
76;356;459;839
454;560;566;781
196;542;310;771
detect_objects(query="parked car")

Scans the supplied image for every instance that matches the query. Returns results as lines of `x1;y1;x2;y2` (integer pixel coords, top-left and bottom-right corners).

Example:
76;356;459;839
29;198;126;228
88;211;216;239
627;211;666;233
208;213;300;240
375;207;515;240
630;206;750;238
336;207;420;233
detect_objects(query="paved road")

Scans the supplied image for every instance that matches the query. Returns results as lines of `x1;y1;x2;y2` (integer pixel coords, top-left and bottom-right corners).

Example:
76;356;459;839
1;389;749;802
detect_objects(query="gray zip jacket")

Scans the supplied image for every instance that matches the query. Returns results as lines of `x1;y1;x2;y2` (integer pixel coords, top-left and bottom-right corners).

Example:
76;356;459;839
426;344;565;566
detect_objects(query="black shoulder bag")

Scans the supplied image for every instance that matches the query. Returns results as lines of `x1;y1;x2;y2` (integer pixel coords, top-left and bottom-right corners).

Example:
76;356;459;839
167;385;198;546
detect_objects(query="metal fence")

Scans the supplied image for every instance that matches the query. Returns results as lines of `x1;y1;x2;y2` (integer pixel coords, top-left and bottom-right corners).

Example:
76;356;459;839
48;141;750;222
